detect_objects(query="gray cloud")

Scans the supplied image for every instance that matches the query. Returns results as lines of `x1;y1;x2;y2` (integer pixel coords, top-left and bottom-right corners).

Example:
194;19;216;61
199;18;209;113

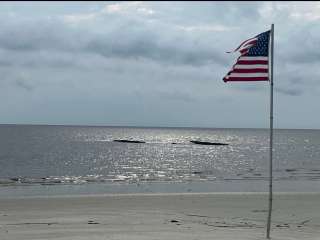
14;78;34;91
275;87;302;96
0;13;227;68
86;35;226;67
153;90;197;103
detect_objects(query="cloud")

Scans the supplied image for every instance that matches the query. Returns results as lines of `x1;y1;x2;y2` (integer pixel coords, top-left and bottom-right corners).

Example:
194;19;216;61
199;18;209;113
177;24;236;32
103;1;154;15
85;33;226;67
275;87;302;96
287;2;320;21
63;12;97;24
14;78;34;91
0;9;230;68
153;90;197;103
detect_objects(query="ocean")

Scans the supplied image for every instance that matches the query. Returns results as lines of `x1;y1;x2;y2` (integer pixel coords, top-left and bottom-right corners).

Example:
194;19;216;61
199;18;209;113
0;125;319;197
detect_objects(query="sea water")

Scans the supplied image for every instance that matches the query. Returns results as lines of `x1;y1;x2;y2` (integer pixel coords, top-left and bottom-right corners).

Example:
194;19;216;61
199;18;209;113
0;125;319;197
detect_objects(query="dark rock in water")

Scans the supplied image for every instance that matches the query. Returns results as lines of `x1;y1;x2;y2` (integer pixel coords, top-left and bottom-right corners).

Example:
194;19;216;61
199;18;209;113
285;168;297;172
88;220;100;224
10;178;20;182
113;139;146;144
190;140;228;146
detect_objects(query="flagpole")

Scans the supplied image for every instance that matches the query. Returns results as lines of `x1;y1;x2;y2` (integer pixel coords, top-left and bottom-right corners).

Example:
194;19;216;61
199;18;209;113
266;23;274;239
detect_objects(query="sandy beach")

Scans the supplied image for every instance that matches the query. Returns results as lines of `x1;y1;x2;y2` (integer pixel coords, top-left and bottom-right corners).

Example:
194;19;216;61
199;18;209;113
0;192;319;240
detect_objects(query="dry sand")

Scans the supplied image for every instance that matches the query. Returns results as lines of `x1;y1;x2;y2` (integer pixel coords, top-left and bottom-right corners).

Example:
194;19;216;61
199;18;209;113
0;192;319;240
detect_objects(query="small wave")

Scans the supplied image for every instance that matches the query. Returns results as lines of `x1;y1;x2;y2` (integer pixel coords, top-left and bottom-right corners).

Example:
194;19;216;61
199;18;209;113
1;168;320;187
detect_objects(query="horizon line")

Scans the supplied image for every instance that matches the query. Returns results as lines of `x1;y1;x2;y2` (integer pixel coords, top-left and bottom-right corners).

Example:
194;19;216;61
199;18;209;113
0;123;319;131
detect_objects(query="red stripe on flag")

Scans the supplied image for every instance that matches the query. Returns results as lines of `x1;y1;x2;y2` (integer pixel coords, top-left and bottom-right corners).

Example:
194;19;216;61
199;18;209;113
223;77;269;82
239;49;249;55
232;68;268;73
243;39;257;47
236;60;268;65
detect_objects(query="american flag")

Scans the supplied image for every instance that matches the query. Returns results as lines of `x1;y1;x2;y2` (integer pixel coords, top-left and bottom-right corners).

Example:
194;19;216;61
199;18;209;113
223;30;271;82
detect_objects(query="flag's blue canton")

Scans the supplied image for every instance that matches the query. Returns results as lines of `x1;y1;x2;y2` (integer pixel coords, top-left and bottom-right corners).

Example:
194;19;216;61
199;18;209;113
245;30;270;56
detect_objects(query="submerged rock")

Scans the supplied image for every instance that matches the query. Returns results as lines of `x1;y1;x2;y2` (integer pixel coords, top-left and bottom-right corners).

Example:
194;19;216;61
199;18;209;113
190;140;228;146
113;139;146;144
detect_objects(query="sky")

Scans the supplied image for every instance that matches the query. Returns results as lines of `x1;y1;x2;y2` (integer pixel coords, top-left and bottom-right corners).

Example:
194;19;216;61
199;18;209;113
0;1;319;129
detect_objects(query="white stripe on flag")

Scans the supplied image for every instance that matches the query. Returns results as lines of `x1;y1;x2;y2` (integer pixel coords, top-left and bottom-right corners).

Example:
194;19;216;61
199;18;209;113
234;64;268;69
238;56;268;61
229;73;269;78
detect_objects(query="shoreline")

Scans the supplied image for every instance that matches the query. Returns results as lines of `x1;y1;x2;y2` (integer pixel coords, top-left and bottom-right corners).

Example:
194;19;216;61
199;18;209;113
2;191;320;200
1;179;320;199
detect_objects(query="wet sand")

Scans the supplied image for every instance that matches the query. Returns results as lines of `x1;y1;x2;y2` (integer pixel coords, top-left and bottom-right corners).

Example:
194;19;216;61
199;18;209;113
0;192;319;240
